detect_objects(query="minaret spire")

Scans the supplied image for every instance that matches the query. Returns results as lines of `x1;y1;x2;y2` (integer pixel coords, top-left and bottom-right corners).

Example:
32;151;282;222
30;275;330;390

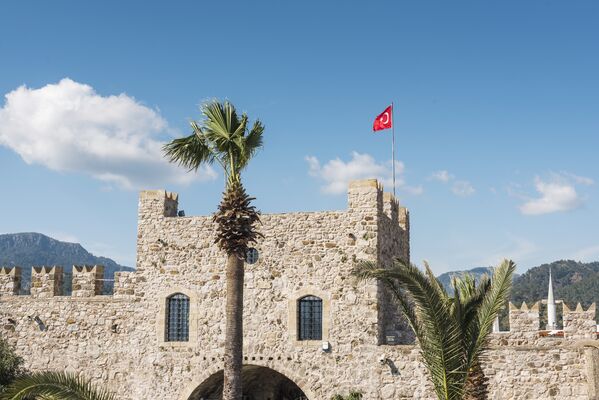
547;267;557;330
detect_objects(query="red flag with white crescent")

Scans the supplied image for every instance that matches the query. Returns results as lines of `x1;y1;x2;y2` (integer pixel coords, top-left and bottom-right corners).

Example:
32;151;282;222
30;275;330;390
373;105;393;131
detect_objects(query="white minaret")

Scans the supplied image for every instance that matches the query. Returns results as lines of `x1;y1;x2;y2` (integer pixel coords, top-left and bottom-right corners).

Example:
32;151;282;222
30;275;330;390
547;268;557;330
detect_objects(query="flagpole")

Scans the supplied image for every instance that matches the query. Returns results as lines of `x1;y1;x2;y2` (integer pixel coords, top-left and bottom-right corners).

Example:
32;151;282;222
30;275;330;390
391;101;396;198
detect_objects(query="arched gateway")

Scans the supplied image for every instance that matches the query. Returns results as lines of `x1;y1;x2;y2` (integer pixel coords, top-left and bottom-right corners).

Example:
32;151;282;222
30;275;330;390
185;365;309;400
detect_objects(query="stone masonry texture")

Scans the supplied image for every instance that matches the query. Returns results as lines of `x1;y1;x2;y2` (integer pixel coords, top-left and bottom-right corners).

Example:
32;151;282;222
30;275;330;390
1;179;598;399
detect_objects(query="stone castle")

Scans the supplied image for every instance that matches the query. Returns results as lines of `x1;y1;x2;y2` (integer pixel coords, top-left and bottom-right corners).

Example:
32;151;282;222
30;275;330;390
1;179;599;399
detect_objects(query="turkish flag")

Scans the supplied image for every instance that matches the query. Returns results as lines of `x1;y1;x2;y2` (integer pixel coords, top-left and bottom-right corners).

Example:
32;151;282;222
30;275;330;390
373;105;393;131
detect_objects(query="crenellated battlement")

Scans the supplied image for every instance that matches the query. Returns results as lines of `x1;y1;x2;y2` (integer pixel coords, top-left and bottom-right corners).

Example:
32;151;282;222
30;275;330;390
31;266;63;297
72;265;104;297
347;178;382;212
500;301;598;341
382;192;399;221
563;302;597;339
113;271;135;298
508;301;541;339
0;266;138;299
0;266;21;295
139;189;179;218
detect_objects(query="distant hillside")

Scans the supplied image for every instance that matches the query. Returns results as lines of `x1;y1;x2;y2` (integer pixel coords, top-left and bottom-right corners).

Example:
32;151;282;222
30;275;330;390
0;232;133;294
439;260;599;323
437;267;497;293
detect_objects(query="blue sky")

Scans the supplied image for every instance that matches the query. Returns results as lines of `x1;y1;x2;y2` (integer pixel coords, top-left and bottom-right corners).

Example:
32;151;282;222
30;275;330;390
0;1;598;273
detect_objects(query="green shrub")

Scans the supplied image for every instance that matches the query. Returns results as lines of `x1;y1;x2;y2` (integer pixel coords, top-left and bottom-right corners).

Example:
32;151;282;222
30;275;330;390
331;391;363;400
0;334;24;392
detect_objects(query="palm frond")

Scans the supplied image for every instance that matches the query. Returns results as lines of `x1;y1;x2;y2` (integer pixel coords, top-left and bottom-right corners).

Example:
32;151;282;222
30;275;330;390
162;130;216;172
467;260;515;368
353;260;423;338
238;120;264;171
425;261;449;301
0;371;116;400
202;100;232;140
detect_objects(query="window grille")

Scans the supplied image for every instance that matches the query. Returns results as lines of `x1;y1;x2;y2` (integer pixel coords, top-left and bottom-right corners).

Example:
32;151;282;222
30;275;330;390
298;295;322;340
246;248;259;264
166;293;190;342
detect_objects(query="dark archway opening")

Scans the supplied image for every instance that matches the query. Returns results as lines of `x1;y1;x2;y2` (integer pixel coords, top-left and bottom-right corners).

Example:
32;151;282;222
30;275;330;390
188;365;308;400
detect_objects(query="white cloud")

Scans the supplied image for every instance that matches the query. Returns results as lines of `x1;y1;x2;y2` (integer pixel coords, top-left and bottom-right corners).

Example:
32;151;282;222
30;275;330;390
561;172;594;186
403;185;424;196
0;79;217;189
430;170;454;183
451;181;475;197
429;169;475;197
519;176;583;215
481;236;539;268
306;152;422;195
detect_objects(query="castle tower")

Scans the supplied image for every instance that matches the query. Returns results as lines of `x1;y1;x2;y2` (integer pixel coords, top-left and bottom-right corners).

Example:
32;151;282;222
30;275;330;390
547;268;557;330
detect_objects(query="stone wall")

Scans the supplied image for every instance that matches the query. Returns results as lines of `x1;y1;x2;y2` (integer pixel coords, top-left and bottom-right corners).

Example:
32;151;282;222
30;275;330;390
1;179;598;399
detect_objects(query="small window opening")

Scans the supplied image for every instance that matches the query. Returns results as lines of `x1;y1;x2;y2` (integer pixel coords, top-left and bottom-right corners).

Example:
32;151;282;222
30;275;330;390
166;293;190;342
246;248;259;264
298;295;322;340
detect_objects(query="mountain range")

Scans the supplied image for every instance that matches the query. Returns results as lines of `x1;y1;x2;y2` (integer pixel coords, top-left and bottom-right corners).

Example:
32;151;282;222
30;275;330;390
0;232;133;294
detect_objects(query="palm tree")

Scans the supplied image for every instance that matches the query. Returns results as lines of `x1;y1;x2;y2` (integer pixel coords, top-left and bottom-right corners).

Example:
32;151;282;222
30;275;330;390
163;100;264;400
353;259;515;400
0;371;116;400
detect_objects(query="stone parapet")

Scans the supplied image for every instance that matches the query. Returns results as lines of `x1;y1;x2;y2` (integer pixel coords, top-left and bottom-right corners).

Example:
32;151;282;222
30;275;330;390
30;266;63;298
398;207;409;232
113;271;135;298
564;303;596;340
382;192;399;222
348;179;381;212
139;190;178;218
508;302;540;339
0;266;21;295
72;265;104;297
397;207;410;263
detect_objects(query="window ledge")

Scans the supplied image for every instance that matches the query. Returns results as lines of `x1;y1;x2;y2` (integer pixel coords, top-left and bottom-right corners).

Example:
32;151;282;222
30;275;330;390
159;340;195;349
293;339;328;348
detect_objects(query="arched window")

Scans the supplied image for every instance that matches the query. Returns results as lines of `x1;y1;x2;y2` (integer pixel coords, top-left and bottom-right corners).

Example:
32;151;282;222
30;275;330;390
166;293;190;342
298;295;322;340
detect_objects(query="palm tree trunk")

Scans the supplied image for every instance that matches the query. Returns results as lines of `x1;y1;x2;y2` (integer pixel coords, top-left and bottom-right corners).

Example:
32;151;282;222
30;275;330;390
222;253;244;400
464;358;489;400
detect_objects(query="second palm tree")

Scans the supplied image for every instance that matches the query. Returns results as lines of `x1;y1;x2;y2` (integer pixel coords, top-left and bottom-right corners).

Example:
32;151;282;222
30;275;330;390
353;259;515;400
